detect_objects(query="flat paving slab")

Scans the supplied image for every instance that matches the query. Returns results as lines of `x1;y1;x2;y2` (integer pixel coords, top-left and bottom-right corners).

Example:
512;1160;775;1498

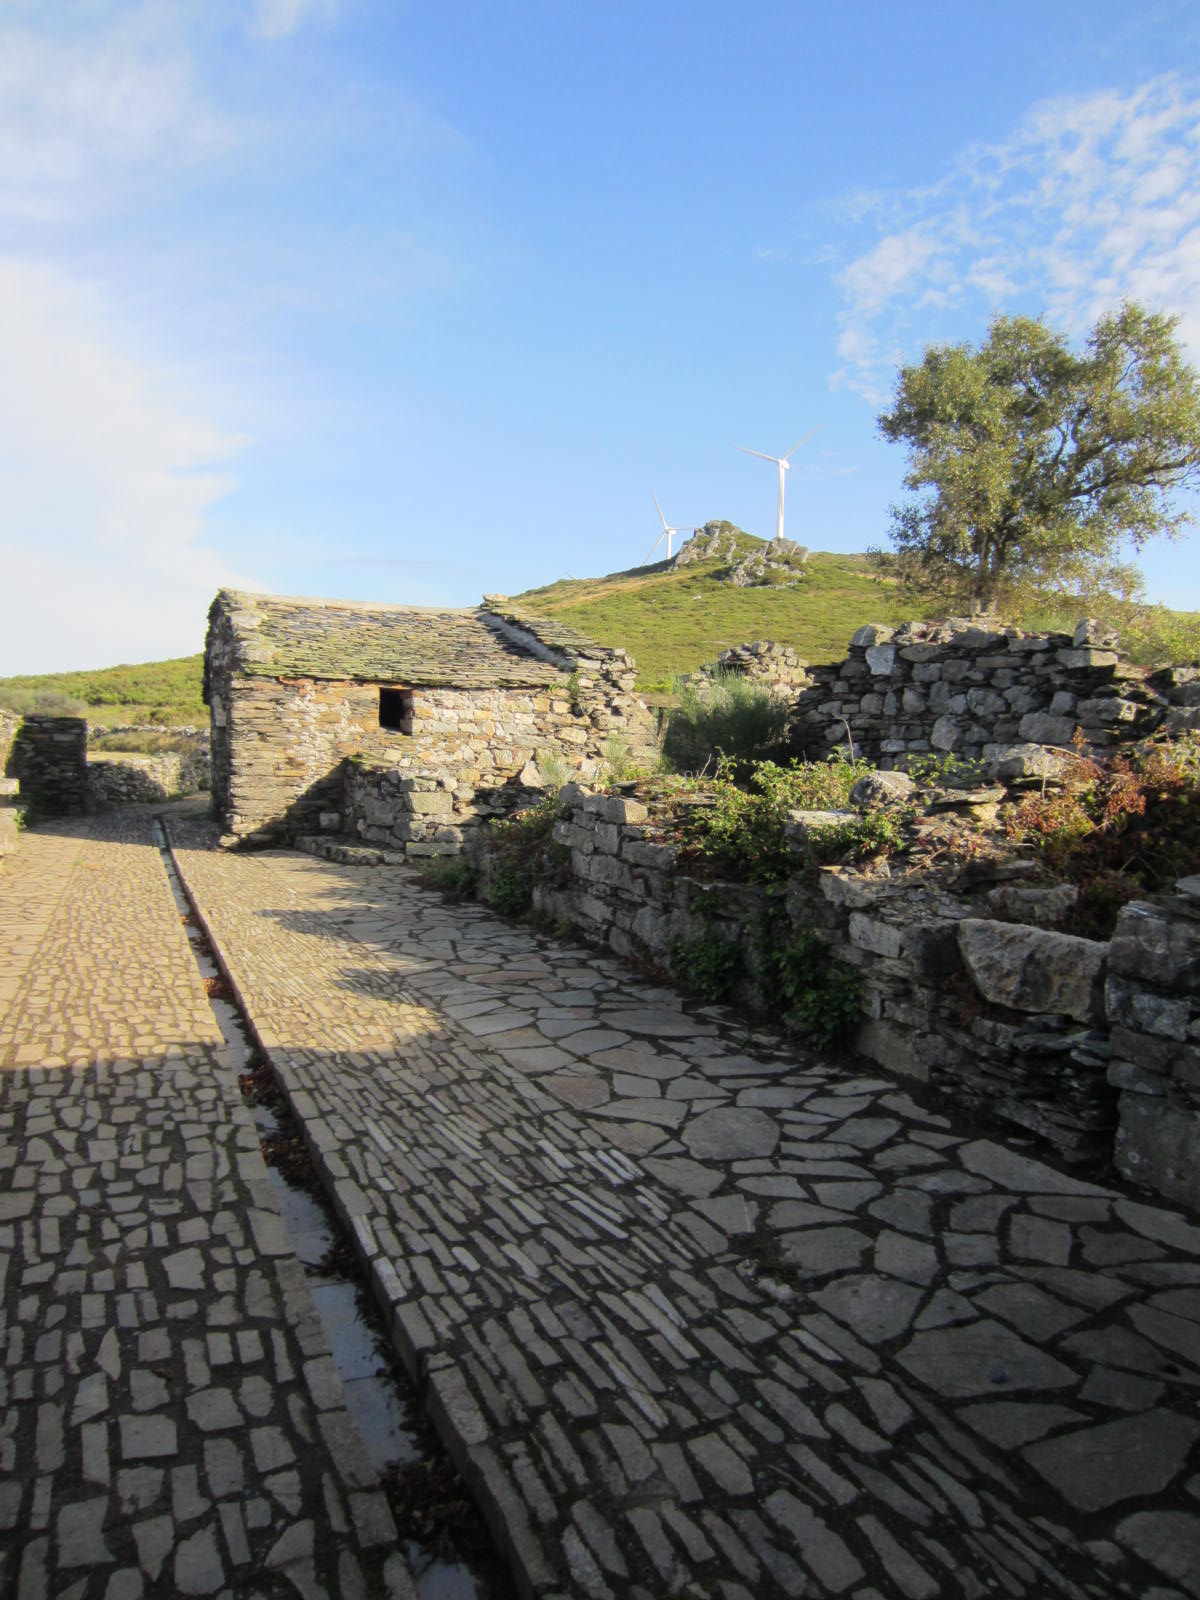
0;812;415;1599
165;819;1200;1600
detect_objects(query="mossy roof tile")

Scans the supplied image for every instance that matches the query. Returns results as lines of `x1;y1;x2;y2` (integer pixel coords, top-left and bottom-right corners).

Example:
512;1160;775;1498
211;590;579;688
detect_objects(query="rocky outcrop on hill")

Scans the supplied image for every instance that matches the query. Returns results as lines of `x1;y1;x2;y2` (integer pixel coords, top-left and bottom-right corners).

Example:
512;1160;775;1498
671;522;809;587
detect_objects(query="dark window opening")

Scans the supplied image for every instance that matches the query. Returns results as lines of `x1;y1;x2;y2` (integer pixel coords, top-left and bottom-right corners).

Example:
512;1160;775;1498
379;687;414;734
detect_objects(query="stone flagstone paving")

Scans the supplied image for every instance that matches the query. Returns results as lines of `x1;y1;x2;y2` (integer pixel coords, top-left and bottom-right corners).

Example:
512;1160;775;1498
164;817;1200;1600
0;812;415;1600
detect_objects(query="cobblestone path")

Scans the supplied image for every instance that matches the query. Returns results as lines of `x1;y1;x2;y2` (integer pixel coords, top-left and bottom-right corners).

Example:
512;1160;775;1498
168;819;1200;1600
0;812;415;1600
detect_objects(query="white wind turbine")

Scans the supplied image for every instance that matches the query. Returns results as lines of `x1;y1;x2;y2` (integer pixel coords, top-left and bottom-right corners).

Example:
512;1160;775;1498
642;493;696;566
736;425;824;542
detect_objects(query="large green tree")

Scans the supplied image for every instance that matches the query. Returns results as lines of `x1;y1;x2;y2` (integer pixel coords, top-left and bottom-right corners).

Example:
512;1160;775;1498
875;302;1200;614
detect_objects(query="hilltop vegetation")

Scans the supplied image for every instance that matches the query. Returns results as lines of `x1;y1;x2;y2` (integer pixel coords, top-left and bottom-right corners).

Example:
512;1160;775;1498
519;540;918;691
0;656;206;728
1;531;1196;716
519;532;1200;690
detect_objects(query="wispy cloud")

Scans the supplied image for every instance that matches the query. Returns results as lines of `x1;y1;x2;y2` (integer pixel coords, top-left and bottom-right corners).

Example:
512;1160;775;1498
250;0;339;41
0;16;241;221
831;74;1200;400
0;258;257;673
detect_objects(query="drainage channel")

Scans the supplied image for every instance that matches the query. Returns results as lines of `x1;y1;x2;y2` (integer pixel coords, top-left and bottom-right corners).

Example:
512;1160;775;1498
153;821;515;1600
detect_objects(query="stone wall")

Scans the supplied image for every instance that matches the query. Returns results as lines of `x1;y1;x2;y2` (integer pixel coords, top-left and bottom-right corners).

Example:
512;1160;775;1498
686;640;814;696
215;672;658;848
518;786;1199;1186
8;716;88;816
790;619;1199;769
87;750;209;808
342;680;659;856
206;590;660;845
1106;884;1200;1210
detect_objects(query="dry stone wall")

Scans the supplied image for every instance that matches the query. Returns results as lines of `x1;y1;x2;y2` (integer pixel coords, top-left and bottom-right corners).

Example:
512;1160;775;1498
8;715;88;816
789;619;1198;770
343;678;658;855
1107;884;1200;1210
87;749;209;808
520;786;1200;1197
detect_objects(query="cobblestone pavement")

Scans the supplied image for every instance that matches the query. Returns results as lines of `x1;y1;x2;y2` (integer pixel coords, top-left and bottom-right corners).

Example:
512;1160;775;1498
168;819;1200;1600
0;812;415;1600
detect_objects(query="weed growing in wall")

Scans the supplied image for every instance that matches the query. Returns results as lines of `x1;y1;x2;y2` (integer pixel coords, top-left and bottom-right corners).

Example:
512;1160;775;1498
669;752;873;884
1006;733;1200;936
668;929;744;1002
482;798;570;918
755;913;863;1048
415;855;478;900
802;808;909;865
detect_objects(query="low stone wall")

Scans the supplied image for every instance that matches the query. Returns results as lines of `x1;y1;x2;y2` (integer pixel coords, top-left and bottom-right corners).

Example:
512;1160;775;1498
792;618;1200;768
514;786;1197;1191
339;680;659;857
1107;884;1200;1210
8;716;88;816
87;750;209;807
689;640;814;695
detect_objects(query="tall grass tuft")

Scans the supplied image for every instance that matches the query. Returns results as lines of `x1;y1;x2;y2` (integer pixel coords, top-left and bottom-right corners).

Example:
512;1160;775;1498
662;670;791;772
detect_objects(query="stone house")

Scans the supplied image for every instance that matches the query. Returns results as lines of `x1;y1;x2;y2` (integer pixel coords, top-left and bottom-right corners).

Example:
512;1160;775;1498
204;589;658;848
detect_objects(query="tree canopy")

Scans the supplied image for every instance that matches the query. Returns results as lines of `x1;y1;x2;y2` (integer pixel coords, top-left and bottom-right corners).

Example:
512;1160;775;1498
875;302;1200;614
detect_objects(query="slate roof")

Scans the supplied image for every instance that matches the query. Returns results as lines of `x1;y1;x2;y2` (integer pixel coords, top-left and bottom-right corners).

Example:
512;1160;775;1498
210;590;580;689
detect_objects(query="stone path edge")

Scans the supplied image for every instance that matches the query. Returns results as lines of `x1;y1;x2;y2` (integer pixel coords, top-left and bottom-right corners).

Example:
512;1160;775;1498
165;835;553;1600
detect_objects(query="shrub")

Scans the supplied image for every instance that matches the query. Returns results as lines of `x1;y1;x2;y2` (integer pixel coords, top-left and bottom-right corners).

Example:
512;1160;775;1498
415;855;477;900
668;752;874;884
669;930;744;1002
663;670;791;771
482;799;570;918
803;808;908;864
1005;734;1200;935
756;919;863;1047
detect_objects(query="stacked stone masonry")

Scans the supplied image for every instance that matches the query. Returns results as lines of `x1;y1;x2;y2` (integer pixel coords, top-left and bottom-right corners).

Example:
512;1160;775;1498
87;750;210;809
532;788;1200;1202
793;618;1200;767
7;714;89;817
1107;885;1200;1211
204;589;658;846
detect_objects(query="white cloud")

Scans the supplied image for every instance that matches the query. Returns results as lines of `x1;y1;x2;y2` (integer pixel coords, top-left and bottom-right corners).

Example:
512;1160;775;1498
0;258;259;673
830;74;1200;401
250;0;338;41
839;229;945;315
0;18;239;220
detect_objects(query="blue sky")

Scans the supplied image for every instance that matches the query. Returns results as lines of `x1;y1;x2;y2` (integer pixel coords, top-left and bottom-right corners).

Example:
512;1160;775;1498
3;0;1200;672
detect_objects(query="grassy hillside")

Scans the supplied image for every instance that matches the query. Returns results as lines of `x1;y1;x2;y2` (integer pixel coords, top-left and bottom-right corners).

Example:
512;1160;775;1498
0;655;206;727
520;539;1200;690
3;538;1195;717
518;545;921;691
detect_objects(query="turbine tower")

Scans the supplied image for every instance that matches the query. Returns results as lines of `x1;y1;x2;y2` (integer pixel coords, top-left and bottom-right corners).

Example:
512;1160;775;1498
642;493;695;566
736;425;824;542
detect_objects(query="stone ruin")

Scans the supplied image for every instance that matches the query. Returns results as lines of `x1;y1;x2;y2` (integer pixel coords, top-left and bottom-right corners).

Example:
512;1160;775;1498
3;714;88;819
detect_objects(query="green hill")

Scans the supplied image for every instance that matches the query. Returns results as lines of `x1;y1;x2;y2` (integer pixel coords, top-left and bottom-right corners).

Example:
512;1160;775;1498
518;533;1200;690
0;655;206;728
517;540;918;691
2;534;1196;718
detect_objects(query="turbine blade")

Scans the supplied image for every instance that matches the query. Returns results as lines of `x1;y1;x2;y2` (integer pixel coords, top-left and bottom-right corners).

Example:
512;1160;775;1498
641;531;666;566
651;491;670;532
736;446;778;463
782;424;826;460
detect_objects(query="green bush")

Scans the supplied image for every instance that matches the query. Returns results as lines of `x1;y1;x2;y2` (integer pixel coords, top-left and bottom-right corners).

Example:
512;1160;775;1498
669;752;873;884
803;808;908;864
663;670;791;771
482;799;570;918
669;930;744;1002
756;920;862;1047
415;854;477;899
